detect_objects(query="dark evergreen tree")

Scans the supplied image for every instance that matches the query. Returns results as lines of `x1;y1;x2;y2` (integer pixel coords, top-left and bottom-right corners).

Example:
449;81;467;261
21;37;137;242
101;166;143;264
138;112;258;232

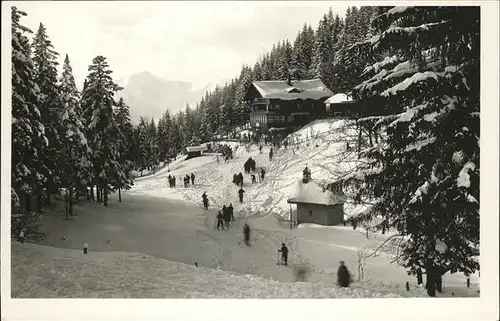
113;97;134;201
277;40;293;80
32;22;61;207
57;54;93;217
11;6;48;215
80;55;122;206
312;15;333;84
341;6;480;297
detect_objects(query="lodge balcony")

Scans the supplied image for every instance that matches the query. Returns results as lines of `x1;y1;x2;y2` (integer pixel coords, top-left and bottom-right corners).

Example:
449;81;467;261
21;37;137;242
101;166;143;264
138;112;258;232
249;112;311;131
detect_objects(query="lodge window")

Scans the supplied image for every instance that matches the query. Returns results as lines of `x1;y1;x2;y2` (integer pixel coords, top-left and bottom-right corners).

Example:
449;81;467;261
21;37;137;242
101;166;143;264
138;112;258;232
280;116;285;122
275;104;280;110
309;210;313;216
287;115;294;122
297;103;302;111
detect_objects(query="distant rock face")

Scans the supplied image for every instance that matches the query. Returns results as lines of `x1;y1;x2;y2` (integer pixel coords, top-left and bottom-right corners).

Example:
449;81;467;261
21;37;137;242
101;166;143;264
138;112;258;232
115;71;211;124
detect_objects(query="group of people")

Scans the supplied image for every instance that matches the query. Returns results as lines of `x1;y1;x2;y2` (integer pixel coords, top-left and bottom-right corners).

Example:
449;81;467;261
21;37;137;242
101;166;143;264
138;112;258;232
167;174;177;188
216;204;235;230
233;173;244;186
168;173;195;188
184;173;195;187
244;157;256;173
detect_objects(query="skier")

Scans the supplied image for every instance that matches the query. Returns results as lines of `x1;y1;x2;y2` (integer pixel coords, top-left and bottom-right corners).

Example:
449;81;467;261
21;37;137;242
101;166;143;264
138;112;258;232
238;173;244;186
259;145;263;154
238;187;245;203
278;243;289;265
337;261;352;288
190;173;195;186
251;174;256;184
269;148;273;161
202;192;209;210
216;211;225;231
228;203;234;221
243;222;250;246
260;168;266;181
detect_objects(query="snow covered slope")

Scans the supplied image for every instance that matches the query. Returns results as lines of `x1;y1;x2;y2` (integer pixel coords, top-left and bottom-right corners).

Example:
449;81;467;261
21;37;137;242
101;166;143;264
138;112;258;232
12;242;410;298
131;119;362;220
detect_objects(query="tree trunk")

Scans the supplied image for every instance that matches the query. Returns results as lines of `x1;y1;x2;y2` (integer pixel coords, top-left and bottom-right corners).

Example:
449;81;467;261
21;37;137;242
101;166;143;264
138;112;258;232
356;124;362;159
104;185;108;207
65;189;69;220
435;274;442;293
425;263;437;297
96;185;101;202
118;187;122;202
46;192;51;206
69;188;74;216
89;186;94;201
26;193;31;212
417;268;423;285
36;194;43;213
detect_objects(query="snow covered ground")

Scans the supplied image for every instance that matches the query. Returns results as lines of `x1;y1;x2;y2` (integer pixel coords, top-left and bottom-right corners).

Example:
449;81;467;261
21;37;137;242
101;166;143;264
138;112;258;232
12;242;415;298
10;119;480;298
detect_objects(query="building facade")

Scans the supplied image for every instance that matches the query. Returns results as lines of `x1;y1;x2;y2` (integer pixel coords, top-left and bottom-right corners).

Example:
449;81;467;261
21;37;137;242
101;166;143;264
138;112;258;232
292;202;344;226
287;179;346;227
244;79;333;133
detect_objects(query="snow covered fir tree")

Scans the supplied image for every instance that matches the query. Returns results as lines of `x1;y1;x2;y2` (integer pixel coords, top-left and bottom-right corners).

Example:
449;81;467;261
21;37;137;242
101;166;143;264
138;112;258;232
8;4;490;304
338;6;480;297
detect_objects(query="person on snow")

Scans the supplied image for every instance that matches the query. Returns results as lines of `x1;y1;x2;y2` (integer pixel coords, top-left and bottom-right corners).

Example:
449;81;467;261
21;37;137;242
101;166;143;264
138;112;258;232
238;187;245;203
228;204;234;221
190;173;195;186
202;192;209;210
259;145;263;153
337;261;352;288
243;222;250;246
303;165;311;181
222;205;230;228
251;174;256;184
278;243;289;265
250;159;256;172
269;148;273;161
238;173;244;186
260;168;266;181
216;211;225;231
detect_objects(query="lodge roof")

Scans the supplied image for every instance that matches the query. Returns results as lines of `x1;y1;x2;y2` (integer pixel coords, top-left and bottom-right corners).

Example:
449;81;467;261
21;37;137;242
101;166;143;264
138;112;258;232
186;145;208;153
287;179;345;206
325;93;354;105
246;79;333;101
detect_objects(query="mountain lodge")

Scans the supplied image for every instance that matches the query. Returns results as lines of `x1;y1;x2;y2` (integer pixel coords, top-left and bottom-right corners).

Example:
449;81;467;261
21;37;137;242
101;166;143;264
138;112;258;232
244;79;333;134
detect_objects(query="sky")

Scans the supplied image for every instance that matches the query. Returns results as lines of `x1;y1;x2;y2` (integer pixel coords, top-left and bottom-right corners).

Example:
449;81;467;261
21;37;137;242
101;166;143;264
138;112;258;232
10;1;350;89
